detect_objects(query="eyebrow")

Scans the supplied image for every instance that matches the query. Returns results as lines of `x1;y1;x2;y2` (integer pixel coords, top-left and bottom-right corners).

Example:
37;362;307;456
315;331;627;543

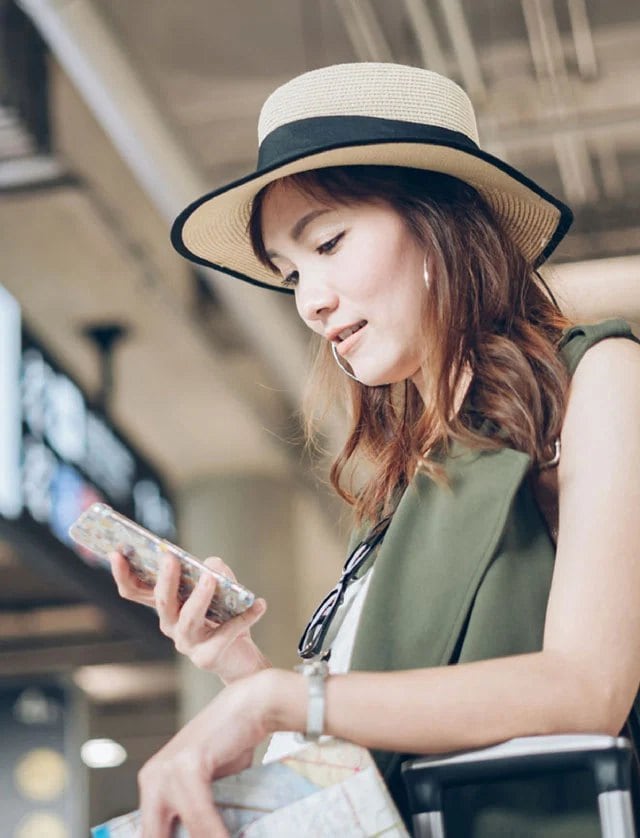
266;209;332;259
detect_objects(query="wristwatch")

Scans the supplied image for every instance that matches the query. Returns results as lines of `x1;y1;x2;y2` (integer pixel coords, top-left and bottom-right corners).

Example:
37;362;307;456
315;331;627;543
295;660;330;741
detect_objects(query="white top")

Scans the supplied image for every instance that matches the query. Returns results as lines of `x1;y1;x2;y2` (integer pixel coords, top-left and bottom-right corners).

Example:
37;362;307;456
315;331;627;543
262;568;375;763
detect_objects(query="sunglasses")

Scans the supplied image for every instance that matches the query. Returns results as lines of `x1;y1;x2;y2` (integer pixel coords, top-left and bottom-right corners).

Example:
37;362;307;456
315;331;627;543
297;515;392;660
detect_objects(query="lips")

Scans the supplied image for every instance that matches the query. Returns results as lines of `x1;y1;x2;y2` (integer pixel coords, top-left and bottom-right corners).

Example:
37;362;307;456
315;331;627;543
333;320;368;356
331;320;367;343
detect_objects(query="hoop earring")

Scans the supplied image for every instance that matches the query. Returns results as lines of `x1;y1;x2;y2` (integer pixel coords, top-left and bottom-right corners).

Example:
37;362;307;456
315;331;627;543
331;342;363;383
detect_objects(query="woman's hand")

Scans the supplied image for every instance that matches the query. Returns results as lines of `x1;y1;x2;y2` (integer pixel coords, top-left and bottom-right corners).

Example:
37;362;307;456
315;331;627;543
110;551;269;683
137;669;286;838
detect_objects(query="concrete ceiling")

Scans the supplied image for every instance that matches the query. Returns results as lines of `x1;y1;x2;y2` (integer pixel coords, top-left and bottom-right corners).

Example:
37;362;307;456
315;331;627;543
94;0;640;238
11;0;640;493
2;0;639;666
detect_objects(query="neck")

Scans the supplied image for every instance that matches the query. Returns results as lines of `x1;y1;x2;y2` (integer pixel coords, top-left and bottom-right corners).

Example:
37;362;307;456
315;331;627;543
412;364;474;418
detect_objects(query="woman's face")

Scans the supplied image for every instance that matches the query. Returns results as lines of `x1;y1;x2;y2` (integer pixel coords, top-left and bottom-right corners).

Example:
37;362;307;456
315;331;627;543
261;180;429;388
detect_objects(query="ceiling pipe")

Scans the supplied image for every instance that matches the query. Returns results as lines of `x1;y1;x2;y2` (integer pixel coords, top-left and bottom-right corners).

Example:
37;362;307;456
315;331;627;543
521;0;598;205
436;0;486;101
401;0;448;74
17;0;309;406
592;137;625;200
334;0;393;63
567;0;599;81
478;105;640;148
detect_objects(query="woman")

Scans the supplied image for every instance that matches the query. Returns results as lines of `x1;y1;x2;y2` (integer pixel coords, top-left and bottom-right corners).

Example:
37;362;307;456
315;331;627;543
112;63;640;836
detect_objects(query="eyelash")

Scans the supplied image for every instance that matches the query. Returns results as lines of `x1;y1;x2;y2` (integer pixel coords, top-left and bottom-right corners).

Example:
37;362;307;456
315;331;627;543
280;233;344;288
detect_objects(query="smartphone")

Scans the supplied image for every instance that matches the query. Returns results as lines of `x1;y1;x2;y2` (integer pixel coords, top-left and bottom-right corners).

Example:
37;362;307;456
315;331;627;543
68;502;255;623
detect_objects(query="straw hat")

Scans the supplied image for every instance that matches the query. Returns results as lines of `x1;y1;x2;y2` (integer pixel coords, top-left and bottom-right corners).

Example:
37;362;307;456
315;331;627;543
171;63;573;293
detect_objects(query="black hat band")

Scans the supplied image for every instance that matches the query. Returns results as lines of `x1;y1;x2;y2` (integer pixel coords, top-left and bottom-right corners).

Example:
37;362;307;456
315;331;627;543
257;115;479;171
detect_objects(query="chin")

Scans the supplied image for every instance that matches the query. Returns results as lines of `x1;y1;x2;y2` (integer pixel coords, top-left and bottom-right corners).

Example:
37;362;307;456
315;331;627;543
356;369;407;387
353;358;421;388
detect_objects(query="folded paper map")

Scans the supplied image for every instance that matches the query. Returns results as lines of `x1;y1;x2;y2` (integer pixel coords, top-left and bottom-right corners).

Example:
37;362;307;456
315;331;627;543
91;739;409;837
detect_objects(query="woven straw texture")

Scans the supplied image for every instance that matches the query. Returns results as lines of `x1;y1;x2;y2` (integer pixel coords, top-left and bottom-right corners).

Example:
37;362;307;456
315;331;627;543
176;63;566;290
258;63;479;145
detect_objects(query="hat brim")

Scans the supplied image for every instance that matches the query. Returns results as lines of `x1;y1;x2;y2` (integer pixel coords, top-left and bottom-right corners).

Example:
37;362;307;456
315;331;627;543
171;137;573;294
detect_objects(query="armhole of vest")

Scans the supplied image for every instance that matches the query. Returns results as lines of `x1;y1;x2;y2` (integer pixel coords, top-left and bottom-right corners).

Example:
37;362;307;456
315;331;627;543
559;318;640;378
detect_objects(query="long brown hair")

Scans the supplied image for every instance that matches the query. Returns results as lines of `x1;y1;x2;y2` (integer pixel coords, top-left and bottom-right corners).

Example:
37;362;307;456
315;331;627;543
249;166;574;524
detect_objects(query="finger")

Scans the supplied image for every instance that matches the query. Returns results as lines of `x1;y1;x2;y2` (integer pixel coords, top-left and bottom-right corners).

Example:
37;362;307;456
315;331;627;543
175;572;217;639
154;553;182;634
109;552;155;605
138;782;173;838
180;792;228;838
191;599;267;669
140;763;227;838
218;598;267;639
203;556;237;583
139;799;175;838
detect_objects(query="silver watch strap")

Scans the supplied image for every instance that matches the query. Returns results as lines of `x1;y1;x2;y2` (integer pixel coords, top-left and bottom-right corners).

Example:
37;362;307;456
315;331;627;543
296;661;329;741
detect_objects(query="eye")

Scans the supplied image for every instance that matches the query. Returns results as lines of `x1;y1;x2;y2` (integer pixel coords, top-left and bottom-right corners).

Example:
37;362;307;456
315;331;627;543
280;270;299;288
316;232;344;255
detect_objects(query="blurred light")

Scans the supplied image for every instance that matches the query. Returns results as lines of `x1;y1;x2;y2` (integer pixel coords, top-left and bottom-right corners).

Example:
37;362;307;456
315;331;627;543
80;738;127;768
74;662;177;703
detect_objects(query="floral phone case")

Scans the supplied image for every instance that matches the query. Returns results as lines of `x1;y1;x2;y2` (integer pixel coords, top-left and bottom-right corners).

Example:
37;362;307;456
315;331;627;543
68;502;255;623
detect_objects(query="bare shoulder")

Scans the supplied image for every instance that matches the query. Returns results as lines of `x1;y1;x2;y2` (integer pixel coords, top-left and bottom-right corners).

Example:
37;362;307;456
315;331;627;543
545;335;640;729
570;332;640;381
561;335;640;456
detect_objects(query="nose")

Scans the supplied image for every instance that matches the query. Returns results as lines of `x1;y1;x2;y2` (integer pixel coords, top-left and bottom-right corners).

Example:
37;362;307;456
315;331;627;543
296;276;339;324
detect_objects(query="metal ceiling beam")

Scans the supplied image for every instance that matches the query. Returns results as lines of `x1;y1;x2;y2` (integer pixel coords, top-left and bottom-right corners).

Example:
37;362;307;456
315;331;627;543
333;0;393;62
592;137;625;200
17;0;308;406
436;0;486;101
0;639;165;675
521;0;598;205
479;105;640;147
0;603;106;640
402;0;448;74
567;0;598;81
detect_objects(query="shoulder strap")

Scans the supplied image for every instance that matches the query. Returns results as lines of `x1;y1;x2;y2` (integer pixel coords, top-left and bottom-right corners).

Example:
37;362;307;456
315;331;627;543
557;317;640;376
533;317;640;545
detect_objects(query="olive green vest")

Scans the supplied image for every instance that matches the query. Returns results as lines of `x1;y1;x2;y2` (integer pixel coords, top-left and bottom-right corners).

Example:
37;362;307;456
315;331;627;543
348;318;640;836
